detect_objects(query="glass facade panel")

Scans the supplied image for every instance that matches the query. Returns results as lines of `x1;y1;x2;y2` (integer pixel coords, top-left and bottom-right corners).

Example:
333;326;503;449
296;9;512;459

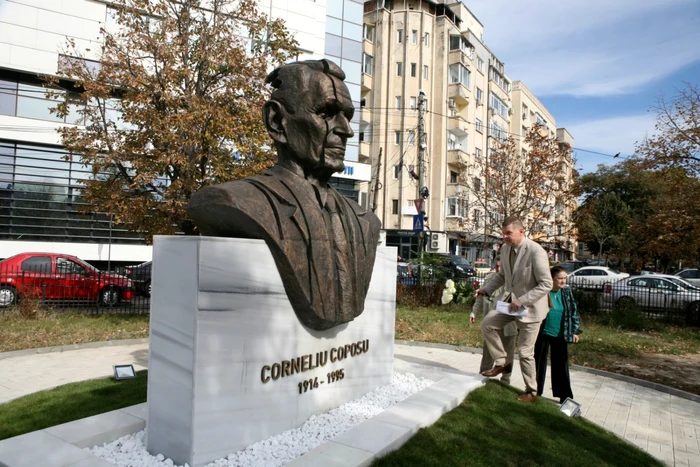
327;0;343;18
342;21;362;40
325;33;343;57
341;38;362;61
0;79;17;116
16;97;63;122
326;16;342;35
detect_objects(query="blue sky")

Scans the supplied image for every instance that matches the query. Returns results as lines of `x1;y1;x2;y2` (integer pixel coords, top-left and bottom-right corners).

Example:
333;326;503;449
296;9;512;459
465;0;700;174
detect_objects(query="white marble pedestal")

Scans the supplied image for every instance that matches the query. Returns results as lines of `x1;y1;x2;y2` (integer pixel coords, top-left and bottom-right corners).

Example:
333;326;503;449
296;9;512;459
146;236;396;467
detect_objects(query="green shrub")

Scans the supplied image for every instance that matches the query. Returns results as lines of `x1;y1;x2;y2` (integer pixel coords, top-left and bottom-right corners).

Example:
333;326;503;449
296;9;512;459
609;305;648;331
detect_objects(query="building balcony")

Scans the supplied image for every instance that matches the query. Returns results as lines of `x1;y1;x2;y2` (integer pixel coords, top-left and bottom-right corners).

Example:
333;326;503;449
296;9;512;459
447;148;469;168
358;141;371;163
449;49;473;67
361;73;372;91
359;107;371;124
447;116;468;137
448;82;470;106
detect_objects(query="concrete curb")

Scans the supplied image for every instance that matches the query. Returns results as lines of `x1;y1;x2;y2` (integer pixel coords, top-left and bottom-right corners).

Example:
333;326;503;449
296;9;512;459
0;338;150;360
396;339;700;404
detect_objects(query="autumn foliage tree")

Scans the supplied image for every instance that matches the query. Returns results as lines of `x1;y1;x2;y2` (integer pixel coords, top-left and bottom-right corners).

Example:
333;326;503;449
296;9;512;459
47;0;298;239
466;124;578;240
637;82;700;176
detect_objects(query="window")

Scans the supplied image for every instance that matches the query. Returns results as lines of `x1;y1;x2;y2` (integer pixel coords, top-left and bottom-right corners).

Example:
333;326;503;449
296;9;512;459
449;64;470;88
489;68;511;92
411;30;418;44
522;126;528;137
408;130;415;145
475;147;482;159
410;63;417;77
395;96;402;110
489;92;508;119
363;24;375;42
424;32;430;46
449;35;473;55
393;164;400;179
477;57;484;73
392;199;399;214
450;171;458;184
56;257;88;275
473;209;481;226
680;270;699;279
476;87;483;104
362;53;373;75
397;29;403;43
0;79;18;116
522;104;529;119
489;120;507;140
360;97;366;107
394;130;401;145
475;118;483;133
423;65;429;79
21;256;51;272
396;62;403;76
409;96;417;109
473;177;481;192
446;198;467;217
629;278;651;288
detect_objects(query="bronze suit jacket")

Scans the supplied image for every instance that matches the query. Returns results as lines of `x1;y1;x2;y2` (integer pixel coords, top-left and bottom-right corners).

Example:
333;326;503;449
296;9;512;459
482;238;553;323
188;165;382;330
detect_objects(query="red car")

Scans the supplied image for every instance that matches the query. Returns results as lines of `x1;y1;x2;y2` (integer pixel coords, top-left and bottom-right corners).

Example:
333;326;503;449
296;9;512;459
0;252;134;307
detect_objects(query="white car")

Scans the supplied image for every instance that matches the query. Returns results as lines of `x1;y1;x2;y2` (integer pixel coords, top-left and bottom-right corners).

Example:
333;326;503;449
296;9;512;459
675;269;700;287
567;266;629;290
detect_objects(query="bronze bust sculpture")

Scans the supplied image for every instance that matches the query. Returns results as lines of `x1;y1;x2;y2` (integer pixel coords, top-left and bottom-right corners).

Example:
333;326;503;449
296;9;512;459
188;59;382;331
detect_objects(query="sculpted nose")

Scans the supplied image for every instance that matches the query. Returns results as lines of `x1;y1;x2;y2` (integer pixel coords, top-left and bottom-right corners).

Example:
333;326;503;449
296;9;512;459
334;115;354;139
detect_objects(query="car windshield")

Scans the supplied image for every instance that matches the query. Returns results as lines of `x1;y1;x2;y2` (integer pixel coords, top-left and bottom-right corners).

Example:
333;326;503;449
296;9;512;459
451;256;471;266
475;262;489;268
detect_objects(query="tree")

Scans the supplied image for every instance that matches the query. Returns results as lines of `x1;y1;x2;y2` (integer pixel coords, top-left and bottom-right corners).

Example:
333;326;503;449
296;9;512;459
637;83;700;176
574;192;630;260
47;0;298;239
466;124;578;240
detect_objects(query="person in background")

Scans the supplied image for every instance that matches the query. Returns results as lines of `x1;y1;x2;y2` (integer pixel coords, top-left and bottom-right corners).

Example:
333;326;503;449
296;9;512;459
534;266;583;403
470;257;517;384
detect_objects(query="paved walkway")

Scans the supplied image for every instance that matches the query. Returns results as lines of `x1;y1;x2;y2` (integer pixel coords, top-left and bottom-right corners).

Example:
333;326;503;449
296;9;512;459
1;341;699;466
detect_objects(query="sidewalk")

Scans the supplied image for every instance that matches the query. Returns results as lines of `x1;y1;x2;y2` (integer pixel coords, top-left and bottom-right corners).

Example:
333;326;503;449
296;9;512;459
1;340;699;466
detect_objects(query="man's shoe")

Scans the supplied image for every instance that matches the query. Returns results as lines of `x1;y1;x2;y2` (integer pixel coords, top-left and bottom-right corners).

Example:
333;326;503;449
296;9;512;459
481;365;506;377
517;392;538;402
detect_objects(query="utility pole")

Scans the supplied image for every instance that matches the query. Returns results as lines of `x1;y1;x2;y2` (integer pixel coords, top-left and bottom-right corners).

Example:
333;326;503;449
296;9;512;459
370;147;382;212
417;90;427;271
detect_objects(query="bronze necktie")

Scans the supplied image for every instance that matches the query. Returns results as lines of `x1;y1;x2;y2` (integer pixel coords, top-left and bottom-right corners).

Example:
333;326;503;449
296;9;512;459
326;194;353;320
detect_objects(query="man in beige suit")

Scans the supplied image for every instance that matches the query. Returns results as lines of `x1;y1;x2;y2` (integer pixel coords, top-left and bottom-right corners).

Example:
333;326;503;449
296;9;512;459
476;217;553;402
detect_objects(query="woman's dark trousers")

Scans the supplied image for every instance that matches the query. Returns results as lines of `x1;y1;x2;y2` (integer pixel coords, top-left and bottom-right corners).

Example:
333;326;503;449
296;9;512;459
534;334;573;403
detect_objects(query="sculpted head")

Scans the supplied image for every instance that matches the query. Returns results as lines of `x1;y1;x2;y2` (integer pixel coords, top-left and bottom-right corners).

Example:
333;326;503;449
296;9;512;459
263;60;355;179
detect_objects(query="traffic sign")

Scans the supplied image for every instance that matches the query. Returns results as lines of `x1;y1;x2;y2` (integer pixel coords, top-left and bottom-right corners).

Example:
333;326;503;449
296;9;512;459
413;214;424;232
414;198;424;214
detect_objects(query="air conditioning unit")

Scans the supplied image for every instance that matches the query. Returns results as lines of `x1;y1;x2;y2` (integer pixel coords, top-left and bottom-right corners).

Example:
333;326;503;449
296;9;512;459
431;233;439;241
430;240;439;249
508;108;513;116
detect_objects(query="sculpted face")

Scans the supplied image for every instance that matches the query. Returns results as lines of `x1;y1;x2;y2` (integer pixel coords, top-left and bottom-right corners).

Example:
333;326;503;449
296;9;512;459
278;70;355;174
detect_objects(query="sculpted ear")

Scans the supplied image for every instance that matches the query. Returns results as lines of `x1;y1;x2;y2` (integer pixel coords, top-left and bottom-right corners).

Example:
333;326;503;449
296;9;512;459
263;100;287;144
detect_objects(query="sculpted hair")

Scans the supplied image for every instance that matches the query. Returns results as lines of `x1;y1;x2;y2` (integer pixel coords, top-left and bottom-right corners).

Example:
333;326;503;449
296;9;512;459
502;216;524;229
550;266;566;278
265;59;345;113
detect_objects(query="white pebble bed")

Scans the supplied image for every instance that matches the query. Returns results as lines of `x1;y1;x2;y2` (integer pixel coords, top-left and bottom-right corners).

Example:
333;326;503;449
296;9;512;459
89;372;434;467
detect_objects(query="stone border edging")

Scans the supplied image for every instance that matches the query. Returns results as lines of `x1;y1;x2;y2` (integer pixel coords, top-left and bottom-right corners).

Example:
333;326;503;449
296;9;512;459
0;338;149;360
396;339;700;404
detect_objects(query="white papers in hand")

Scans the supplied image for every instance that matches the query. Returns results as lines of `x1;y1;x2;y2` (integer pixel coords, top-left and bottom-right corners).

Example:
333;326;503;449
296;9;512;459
495;301;528;317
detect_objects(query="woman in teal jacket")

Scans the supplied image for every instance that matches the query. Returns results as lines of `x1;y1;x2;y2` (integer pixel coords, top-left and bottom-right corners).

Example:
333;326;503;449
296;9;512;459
534;266;583;403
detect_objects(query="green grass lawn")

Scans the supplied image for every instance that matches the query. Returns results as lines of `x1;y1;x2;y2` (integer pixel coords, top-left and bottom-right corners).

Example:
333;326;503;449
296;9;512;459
0;370;147;441
1;375;658;467
0;310;150;352
374;381;662;467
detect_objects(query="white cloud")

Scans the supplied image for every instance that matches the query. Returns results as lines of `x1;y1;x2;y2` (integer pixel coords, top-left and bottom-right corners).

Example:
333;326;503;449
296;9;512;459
466;0;700;97
566;114;657;173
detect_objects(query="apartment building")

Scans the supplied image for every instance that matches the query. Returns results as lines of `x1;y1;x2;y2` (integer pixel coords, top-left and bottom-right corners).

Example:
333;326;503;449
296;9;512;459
362;0;576;262
0;0;369;265
361;0;510;261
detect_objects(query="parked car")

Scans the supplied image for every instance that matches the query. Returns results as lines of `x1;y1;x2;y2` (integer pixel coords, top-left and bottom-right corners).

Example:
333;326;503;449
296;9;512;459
585;259;609;267
602;274;700;324
0;252;134;307
434;254;477;279
397;262;417;285
675;269;700;287
473;261;491;276
555;261;587;274
567;266;629;290
121;261;152;297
